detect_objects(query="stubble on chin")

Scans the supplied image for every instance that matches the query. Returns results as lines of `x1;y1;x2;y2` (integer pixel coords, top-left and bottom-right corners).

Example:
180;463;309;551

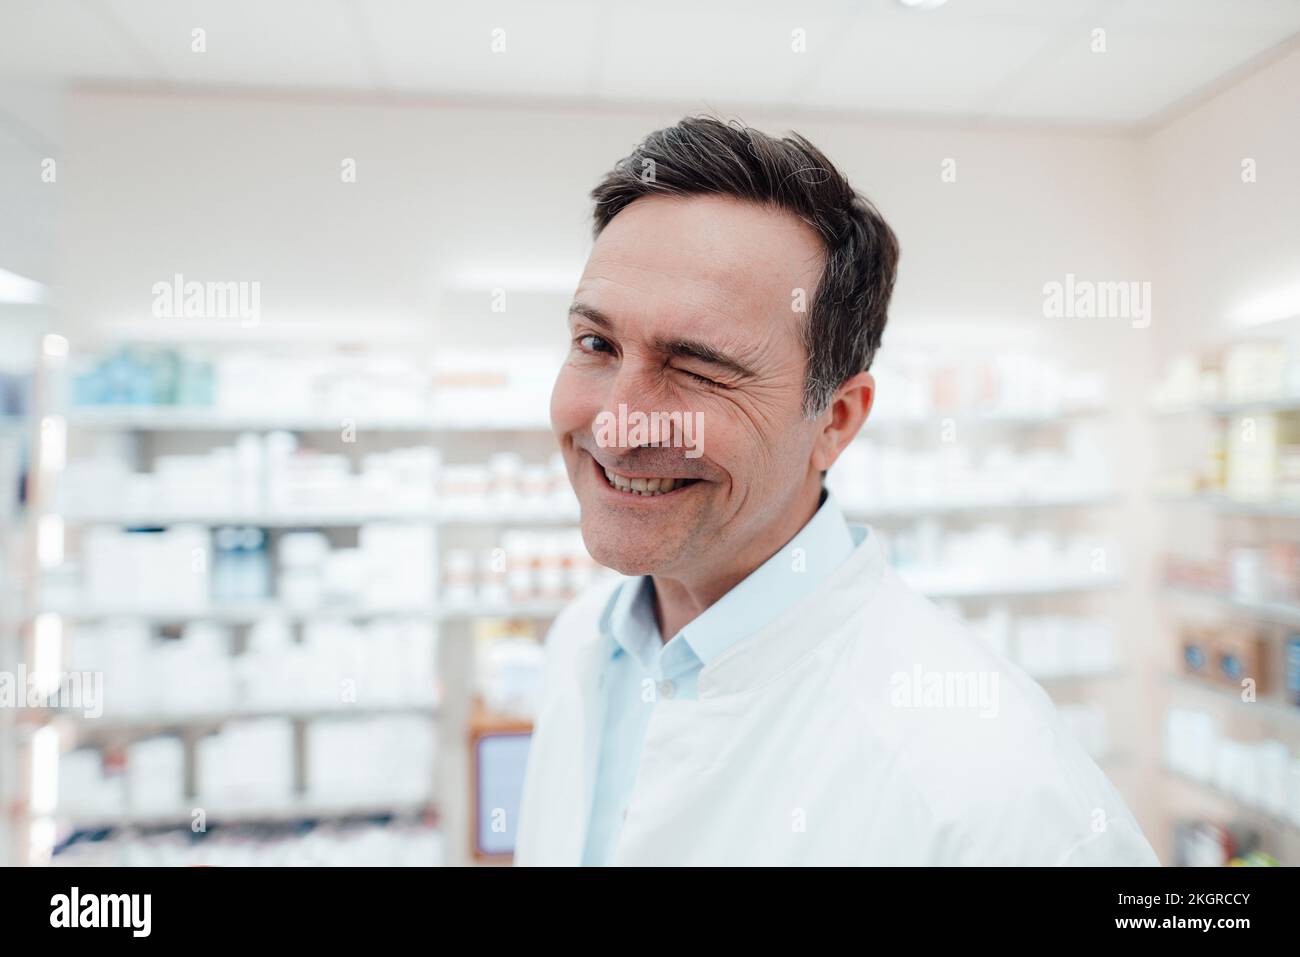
581;506;709;579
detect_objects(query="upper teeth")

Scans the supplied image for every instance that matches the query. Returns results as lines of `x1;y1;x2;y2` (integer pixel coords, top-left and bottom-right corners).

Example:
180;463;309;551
604;468;687;495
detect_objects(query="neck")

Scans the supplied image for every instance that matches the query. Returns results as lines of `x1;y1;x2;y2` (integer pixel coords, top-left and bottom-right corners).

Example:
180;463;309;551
650;482;823;641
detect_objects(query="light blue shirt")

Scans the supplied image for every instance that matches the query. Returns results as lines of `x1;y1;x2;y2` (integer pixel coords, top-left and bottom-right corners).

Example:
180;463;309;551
581;490;857;866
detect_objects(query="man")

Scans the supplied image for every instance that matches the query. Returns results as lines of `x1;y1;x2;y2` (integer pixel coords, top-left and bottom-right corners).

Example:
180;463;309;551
515;116;1156;866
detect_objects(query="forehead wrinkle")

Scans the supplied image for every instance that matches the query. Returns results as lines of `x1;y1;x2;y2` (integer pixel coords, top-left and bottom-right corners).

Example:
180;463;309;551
587;222;820;306
581;254;744;319
577;258;798;348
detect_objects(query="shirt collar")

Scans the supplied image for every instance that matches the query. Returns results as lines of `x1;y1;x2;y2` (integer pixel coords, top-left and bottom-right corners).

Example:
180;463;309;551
603;489;856;670
604;564;662;671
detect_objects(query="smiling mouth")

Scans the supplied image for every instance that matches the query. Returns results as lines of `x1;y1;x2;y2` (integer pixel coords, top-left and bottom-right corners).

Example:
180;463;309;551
598;460;702;497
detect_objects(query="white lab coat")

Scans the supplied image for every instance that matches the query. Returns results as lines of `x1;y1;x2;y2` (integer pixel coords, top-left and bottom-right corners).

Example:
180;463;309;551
515;528;1158;866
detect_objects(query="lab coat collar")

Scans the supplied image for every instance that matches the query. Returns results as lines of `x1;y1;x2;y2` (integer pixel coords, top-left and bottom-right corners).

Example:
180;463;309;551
591;519;883;698
675;489;856;667
695;523;881;698
601;490;857;671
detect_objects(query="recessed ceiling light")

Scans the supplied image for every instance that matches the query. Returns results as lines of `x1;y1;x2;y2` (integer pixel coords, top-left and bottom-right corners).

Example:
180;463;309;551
898;0;950;9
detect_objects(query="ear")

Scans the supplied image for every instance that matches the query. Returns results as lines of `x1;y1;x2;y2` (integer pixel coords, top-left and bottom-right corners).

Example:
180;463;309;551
811;371;874;473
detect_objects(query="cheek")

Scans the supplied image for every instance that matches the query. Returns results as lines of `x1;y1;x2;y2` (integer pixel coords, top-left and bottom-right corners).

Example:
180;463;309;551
697;410;768;485
550;365;592;437
713;400;802;472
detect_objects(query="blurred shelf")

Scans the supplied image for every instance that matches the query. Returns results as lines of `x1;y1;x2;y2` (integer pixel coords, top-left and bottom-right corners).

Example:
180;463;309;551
865;407;1108;430
1153;397;1300;417
1154;493;1300;517
58;499;1118;527
28;702;440;733
38;599;571;623
1164;675;1300;727
1035;669;1123;684
57;507;581;527
1163;768;1300;833
439;599;571;620
49;799;438;832
65;407;551;432
87;318;446;346
435;507;579;526
1163;585;1300;628
843;493;1117;518
38;576;1113;623
64;404;1105;436
40;600;436;623
901;573;1120;600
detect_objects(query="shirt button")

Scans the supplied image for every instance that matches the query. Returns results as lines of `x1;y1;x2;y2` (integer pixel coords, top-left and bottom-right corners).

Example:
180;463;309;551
658;680;676;699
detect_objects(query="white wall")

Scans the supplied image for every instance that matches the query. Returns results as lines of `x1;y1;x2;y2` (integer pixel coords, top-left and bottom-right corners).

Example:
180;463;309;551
0;81;61;287
54;89;1149;354
1144;44;1300;356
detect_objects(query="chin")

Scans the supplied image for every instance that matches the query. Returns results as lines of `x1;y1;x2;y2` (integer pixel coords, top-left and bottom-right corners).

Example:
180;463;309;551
579;520;675;577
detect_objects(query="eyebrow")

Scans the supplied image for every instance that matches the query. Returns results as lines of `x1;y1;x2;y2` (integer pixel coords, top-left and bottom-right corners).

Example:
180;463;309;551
568;300;758;380
568;301;614;331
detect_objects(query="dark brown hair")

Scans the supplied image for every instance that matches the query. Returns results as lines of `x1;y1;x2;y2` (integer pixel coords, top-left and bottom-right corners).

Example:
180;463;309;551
590;116;900;417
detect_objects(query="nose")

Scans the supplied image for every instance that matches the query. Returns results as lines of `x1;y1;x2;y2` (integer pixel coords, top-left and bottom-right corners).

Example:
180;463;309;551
595;362;656;455
592;362;692;458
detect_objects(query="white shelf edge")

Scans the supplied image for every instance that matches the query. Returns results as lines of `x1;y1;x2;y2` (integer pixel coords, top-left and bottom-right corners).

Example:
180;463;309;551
866;407;1109;428
1163;768;1300;833
1163;584;1300;628
48;799;439;832
28;702;441;730
843;494;1117;517
1153;493;1300;517
902;574;1122;600
62;405;1109;433
64;408;553;432
39;573;1121;623
1164;675;1300;726
56;508;582;527
37;601;573;623
1151;397;1300;417
55;498;1117;527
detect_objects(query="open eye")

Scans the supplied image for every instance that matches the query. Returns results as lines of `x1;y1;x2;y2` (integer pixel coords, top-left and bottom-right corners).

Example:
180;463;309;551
577;334;614;354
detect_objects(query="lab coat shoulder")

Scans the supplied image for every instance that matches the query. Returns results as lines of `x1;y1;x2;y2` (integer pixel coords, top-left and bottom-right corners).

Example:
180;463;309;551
514;575;621;866
840;567;1158;866
536;574;622;683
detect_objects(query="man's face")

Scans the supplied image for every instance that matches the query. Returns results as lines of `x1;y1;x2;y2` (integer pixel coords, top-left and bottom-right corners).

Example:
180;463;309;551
550;194;827;579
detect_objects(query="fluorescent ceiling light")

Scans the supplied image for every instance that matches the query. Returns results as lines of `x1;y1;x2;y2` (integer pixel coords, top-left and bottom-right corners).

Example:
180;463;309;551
441;267;581;293
0;266;45;304
1232;281;1300;327
897;0;950;9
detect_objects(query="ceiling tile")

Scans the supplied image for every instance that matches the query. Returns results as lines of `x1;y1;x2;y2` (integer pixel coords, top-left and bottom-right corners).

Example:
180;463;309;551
592;0;849;109
802;9;1063;116
358;0;606;98
0;0;1295;128
989;23;1295;124
0;0;153;82
100;0;372;89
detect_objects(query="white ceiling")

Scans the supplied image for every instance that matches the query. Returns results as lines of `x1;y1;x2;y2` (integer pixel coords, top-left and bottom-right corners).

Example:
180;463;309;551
0;0;1298;140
